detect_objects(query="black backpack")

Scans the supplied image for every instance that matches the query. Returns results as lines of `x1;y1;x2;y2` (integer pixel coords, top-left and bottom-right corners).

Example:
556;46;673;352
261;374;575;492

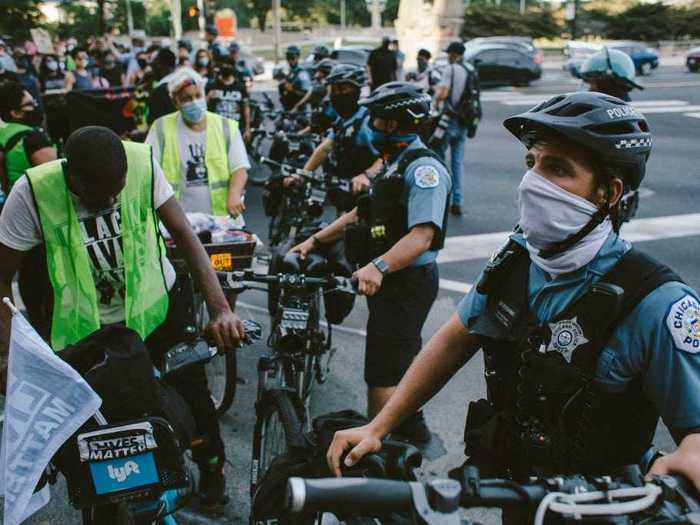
447;62;482;137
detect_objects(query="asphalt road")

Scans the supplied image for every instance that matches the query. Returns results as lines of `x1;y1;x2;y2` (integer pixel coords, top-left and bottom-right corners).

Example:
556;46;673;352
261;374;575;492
22;63;700;524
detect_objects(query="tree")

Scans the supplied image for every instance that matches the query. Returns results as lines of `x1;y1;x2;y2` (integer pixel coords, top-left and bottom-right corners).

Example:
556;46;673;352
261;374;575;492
462;4;561;40
0;0;45;40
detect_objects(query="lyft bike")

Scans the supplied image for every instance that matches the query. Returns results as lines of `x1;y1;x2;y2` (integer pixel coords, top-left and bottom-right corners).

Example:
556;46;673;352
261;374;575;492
217;269;356;502
286;464;700;525
167;232;257;415
57;322;261;525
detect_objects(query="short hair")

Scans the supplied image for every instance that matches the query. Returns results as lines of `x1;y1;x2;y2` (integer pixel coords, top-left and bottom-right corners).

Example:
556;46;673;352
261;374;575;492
0;82;27;121
153;48;176;69
418;48;431;59
64;126;127;193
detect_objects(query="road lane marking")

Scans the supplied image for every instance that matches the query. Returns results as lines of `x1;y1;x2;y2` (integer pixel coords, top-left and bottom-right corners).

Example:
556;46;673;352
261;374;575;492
439;212;700;264
683;112;700;119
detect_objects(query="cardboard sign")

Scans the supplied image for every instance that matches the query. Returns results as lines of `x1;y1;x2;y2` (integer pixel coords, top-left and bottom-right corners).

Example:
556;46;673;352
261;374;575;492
215;9;237;38
30;28;54;55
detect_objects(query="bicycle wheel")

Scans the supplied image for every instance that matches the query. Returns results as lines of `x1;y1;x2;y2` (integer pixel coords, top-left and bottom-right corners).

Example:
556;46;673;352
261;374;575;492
195;290;238;414
250;389;304;498
249;134;273;186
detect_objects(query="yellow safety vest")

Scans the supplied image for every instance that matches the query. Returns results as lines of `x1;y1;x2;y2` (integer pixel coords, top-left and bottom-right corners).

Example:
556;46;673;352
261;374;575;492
26;141;169;351
154;111;238;216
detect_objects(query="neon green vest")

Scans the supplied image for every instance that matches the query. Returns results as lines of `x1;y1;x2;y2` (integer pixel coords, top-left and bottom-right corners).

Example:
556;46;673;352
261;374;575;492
0;122;33;191
155;111;238;216
26;141;169;351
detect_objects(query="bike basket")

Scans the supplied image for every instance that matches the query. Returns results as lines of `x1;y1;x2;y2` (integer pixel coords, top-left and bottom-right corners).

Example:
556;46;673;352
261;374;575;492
166;232;256;271
64;417;189;509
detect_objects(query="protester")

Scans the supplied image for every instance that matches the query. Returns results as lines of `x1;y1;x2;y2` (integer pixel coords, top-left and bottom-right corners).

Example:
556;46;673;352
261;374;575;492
126;50;150;86
13;56;42;107
390;39;405;82
367;36;397;91
100;50;125;87
406;49;441;95
194;49;213;80
38;54;66;92
207;57;252;142
178;39;193;68
0;39;17;73
147;48;177;125
64;49;98;91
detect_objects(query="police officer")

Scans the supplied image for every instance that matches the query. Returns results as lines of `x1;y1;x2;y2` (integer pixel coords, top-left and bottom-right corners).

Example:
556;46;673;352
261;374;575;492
291;82;451;443
279;45;312;112
325;91;700;502
285;64;381;210
580;47;643;102
295;57;336;119
312;44;332;64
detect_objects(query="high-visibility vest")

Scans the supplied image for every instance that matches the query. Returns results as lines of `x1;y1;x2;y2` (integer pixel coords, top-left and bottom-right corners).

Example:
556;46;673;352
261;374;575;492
26;141;169;351
0;122;34;193
154;111;237;216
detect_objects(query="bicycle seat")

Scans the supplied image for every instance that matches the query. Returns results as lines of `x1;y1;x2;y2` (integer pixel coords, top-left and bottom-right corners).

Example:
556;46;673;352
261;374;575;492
281;252;328;277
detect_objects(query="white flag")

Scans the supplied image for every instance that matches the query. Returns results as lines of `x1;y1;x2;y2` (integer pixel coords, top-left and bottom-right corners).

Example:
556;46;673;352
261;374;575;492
0;299;102;525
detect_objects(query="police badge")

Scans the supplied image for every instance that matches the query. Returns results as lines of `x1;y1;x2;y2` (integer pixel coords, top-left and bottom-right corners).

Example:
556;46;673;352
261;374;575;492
547;317;589;363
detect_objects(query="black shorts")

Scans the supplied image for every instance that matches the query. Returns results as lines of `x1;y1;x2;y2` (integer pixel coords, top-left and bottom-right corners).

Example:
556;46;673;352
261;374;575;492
364;262;439;387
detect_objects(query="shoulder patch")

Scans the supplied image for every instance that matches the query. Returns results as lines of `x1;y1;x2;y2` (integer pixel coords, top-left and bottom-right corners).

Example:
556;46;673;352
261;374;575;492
666;294;700;353
414;165;440;189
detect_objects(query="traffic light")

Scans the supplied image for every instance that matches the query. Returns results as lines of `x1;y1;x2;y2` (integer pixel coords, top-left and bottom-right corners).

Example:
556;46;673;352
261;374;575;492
188;5;199;17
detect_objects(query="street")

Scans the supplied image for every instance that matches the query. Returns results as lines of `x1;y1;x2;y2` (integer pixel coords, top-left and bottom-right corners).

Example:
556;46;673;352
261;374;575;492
25;63;700;524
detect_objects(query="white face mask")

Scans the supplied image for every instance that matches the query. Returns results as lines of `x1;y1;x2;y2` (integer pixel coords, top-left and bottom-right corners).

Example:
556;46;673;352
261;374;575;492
517;169;612;276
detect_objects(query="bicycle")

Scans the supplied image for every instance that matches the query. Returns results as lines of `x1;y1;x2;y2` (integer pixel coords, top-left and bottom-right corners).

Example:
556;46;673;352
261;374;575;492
286;463;700;525
166;230;257;415
217;267;356;501
55;321;261;525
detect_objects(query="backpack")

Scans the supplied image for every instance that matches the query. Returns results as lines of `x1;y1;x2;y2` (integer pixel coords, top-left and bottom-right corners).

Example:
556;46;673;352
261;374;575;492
447;62;482;137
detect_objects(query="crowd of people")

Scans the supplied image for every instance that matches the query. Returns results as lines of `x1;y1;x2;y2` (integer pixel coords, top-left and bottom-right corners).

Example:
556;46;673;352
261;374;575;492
1;25;700;523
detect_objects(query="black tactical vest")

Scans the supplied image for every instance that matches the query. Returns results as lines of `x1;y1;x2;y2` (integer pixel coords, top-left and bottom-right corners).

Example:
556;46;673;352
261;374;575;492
344;148;449;267
329;114;377;180
463;240;682;479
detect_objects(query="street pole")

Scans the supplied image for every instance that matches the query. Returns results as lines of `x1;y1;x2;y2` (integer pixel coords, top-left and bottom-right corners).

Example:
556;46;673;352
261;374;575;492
197;0;206;39
125;0;134;35
341;0;346;32
273;0;281;64
519;0;525;15
371;0;381;31
571;0;579;40
171;0;183;39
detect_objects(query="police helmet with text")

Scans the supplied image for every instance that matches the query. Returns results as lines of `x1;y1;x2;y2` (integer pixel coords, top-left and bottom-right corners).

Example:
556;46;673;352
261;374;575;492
359;81;432;130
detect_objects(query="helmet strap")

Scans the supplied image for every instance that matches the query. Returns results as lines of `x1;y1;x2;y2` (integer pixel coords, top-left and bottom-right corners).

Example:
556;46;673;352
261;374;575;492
538;205;609;259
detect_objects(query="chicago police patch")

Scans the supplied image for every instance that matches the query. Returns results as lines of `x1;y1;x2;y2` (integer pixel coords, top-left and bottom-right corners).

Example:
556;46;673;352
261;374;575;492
547;317;589;363
414;166;439;189
666;295;700;353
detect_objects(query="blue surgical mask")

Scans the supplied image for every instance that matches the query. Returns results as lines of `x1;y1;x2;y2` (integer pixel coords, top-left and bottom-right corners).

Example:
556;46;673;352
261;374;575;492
196;57;209;67
369;128;415;155
181;98;207;123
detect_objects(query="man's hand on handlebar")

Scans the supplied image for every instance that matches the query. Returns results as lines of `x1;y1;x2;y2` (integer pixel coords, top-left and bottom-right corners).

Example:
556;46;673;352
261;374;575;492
289;237;317;259
204;309;245;354
353;263;383;296
648;433;700;492
227;191;246;218
351;173;371;195
327;424;384;477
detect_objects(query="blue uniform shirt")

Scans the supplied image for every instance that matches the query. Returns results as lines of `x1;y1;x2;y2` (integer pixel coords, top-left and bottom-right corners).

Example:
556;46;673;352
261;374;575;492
290;65;312;92
458;232;700;430
328;106;377;154
391;138;451;267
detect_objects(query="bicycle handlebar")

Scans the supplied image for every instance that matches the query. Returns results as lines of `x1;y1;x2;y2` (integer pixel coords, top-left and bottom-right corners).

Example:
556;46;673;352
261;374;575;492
286;466;699;525
217;270;356;294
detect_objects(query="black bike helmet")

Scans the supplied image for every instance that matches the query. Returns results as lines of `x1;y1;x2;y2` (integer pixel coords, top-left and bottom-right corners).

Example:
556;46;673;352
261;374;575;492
286;45;301;58
177;39;192;52
325;63;367;88
503;91;651;190
314;58;337;77
313;45;331;61
359;81;432;129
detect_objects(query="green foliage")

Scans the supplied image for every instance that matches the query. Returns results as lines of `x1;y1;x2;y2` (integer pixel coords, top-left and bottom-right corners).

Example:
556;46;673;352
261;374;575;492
462;4;561;40
0;0;45;41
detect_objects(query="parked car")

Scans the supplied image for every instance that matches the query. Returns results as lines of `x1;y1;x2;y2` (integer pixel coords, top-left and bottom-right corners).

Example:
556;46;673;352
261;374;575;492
466;36;543;66
563;41;602;78
330;47;370;66
607;41;659;75
687;47;700;73
463;44;541;87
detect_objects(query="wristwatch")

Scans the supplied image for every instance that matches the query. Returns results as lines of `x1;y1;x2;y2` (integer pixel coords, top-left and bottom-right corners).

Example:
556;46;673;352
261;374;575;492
371;257;389;276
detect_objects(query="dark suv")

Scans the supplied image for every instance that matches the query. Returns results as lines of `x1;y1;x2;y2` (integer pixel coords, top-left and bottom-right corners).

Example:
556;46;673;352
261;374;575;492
463;44;541;87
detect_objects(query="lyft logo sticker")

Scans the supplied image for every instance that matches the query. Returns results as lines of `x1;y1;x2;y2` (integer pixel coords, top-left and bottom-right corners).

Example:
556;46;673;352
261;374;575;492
108;461;141;483
90;453;159;494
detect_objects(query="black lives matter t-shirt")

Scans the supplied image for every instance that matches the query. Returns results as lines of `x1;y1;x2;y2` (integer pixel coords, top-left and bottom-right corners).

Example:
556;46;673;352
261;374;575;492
206;78;249;122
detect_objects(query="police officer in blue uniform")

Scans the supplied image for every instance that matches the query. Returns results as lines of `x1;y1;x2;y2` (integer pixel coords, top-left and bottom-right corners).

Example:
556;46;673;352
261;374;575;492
289;64;382;210
580;47;643;102
279;45;312;112
325;92;700;498
292;83;451;442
